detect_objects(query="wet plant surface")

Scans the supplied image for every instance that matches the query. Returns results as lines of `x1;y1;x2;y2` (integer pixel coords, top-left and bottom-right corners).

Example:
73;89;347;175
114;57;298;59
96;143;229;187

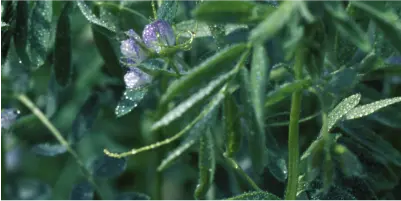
1;1;401;200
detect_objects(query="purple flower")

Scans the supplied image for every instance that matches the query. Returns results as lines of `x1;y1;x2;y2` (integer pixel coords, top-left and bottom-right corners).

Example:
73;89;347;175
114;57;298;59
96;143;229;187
142;20;175;53
1;108;19;130
120;30;147;65
124;67;152;89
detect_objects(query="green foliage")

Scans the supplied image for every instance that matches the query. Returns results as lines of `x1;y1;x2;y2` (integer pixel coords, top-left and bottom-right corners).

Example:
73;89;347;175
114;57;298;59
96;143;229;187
2;0;401;200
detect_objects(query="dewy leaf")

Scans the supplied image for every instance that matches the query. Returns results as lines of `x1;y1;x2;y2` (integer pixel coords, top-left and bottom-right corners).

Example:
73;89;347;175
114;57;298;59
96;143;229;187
327;93;361;131
115;192;150;200
194;129;215;200
345;96;401;120
70;181;94;200
161;43;247;104
250;45;270;144
250;1;299;44
152;69;236;130
70;93;100;144
54;2;72;86
14;1;30;66
76;0;116;35
157;0;178;24
157;105;216;171
192;1;275;24
115;87;148;118
223;94;242;157
225;191;281;200
27;1;53;68
31;143;67;157
92;155;127;179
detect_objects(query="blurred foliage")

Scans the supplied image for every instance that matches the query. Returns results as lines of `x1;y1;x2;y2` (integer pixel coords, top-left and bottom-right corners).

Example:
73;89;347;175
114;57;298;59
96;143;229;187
1;0;401;200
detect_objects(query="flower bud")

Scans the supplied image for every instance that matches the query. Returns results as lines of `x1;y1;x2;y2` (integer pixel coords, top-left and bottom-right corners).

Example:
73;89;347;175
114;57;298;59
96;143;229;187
124;67;152;89
120;29;147;65
142;20;175;53
1;108;20;130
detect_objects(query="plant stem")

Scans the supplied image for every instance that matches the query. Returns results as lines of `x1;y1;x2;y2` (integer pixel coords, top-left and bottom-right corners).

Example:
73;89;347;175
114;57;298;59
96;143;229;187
223;153;261;191
16;94;106;199
284;47;304;200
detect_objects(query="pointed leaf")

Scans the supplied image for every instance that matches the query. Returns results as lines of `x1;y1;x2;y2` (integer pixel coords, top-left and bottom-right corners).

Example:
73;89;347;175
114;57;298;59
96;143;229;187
223;95;242;157
327;93;361;131
157;0;178;24
70;181;94;200
54;2;72;86
194;129;216;200
92;155;127;179
225;191;281;200
28;1;53;67
153;69;236;130
115;192;150;200
264;80;312;108
115;87;148;118
161;43;247;104
31;143;67;157
345;96;401;120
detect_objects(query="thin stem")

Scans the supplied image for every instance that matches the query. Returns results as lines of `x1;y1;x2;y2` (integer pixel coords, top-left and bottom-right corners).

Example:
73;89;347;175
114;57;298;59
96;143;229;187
16;94;106;199
151;0;157;20
223;153;261;191
284;47;304;200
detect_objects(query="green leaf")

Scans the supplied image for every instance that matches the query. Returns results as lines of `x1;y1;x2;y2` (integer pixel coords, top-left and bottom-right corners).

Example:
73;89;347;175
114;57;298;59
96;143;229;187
28;1;53;68
31;143;67;157
250;45;270;142
92;155;127;179
157;0;178;24
152;68;236;130
160;43;247;104
352;1;401;53
70;93;100;144
14;1;30;66
239;67;265;175
225;191;281;200
76;0;116;37
223;94;242;157
324;2;371;52
92;26;123;78
157;102;217;171
54;2;72;86
194;129;215;200
175;20;247;39
264;80;312;109
192;1;275;24
345;96;401;120
135;59;177;78
115;192;151;200
327;93;361;131
115;87;148;118
249;1;299;44
70;181;94;200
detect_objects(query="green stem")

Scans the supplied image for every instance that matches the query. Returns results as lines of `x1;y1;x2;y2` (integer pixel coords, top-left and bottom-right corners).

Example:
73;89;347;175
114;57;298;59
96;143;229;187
284;47;304;200
16;94;106;200
223;153;261;191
